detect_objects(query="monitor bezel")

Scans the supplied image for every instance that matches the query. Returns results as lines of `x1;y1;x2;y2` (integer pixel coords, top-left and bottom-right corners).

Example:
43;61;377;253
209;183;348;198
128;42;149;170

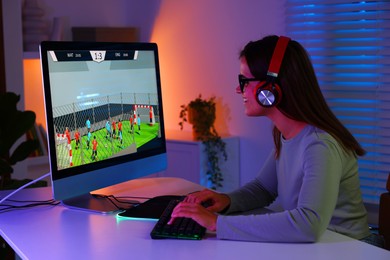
40;41;167;203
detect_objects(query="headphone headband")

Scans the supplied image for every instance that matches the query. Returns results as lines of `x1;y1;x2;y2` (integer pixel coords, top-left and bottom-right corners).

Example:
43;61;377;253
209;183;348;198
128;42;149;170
255;36;290;107
267;36;290;79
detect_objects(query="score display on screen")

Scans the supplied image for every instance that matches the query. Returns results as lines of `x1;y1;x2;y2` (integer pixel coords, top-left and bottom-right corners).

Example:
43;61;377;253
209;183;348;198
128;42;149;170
48;50;138;62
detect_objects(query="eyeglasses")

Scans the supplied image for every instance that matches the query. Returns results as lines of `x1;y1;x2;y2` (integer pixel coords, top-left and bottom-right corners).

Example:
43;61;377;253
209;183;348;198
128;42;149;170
238;74;261;93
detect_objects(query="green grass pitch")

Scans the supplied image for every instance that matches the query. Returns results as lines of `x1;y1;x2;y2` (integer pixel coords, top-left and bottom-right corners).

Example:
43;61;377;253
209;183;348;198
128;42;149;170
56;121;160;168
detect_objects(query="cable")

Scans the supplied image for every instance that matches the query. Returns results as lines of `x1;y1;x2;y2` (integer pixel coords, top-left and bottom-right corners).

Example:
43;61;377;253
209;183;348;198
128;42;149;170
0;200;60;213
0;172;51;204
93;194;152;200
0;176;151;212
6;198;56;203
92;194;141;210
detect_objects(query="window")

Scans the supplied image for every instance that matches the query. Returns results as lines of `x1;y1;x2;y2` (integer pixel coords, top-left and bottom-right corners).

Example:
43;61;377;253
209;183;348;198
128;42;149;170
286;0;390;204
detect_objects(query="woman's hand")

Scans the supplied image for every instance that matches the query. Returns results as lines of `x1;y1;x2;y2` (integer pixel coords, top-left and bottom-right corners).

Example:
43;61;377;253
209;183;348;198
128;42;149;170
167;189;231;231
168;202;218;231
184;189;231;213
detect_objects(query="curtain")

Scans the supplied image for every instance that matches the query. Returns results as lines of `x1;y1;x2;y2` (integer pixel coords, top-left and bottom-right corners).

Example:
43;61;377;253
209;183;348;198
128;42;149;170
286;0;390;204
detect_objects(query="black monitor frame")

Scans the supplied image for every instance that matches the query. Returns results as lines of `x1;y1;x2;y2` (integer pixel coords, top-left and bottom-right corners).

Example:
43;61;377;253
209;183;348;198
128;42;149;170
40;41;167;213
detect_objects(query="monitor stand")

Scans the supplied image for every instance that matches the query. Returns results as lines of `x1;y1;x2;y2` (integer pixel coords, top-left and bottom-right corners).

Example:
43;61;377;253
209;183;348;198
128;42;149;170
61;193;138;214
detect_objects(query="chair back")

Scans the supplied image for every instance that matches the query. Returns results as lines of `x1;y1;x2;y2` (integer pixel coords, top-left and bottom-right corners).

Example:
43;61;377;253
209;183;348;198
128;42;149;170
379;173;390;250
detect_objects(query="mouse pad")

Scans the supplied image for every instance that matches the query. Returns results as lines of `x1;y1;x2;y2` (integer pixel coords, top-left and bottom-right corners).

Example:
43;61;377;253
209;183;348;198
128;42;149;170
117;195;184;219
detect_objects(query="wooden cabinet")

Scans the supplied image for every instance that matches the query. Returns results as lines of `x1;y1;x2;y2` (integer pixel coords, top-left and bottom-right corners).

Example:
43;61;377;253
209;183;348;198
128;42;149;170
160;131;240;192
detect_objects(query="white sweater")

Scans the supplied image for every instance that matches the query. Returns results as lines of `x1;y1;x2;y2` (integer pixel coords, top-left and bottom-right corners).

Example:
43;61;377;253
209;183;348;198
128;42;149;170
217;125;371;242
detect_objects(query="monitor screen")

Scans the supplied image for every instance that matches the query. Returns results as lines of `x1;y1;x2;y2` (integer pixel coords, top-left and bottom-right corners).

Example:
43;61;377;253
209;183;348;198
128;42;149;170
40;41;167;213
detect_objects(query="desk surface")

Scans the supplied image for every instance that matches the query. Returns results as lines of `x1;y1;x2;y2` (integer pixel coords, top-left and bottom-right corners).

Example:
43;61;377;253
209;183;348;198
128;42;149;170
1;177;389;260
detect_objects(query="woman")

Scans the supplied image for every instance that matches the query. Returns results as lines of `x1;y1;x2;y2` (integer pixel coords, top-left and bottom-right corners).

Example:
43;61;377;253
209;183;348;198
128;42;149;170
169;35;373;243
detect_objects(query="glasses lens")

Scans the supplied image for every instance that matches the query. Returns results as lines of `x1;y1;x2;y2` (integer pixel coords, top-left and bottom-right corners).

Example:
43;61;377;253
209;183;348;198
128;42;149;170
238;74;262;93
238;74;246;93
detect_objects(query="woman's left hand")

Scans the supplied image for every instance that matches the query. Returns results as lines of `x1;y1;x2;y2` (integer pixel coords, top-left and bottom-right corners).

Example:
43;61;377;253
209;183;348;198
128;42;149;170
168;202;217;231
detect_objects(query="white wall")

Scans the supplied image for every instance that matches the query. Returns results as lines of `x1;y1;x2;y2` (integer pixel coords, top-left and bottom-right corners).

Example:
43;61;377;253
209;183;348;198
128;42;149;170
149;0;286;186
3;0;24;105
34;0;286;186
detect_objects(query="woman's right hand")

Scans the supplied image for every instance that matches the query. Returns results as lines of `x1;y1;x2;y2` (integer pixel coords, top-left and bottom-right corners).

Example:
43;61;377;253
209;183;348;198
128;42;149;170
184;189;231;213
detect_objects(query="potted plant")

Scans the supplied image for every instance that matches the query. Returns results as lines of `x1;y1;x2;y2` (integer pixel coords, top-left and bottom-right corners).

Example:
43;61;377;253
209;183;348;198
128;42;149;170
0;92;40;189
179;94;227;189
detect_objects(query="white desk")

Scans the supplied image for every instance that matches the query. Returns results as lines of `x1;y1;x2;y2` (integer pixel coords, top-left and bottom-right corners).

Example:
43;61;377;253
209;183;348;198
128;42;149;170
1;177;389;260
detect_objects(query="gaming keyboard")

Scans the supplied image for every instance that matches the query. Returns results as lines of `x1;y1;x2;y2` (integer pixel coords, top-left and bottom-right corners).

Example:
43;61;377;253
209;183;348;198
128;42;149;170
150;199;206;240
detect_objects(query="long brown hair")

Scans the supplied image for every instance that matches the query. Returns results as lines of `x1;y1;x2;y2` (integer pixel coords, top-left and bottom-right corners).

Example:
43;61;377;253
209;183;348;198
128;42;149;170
240;35;366;158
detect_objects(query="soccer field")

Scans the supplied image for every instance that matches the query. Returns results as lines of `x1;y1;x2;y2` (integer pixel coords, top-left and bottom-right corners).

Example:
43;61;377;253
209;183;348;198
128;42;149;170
56;121;160;168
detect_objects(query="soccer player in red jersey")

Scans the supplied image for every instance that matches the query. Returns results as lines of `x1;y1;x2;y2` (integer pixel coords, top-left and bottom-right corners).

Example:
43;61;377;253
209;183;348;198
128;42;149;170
92;136;98;161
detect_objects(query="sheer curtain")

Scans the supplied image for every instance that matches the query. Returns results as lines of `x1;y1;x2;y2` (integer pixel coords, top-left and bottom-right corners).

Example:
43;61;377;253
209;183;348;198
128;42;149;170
286;0;390;204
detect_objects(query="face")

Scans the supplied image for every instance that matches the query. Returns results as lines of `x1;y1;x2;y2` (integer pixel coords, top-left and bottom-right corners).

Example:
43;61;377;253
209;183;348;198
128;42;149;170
236;57;268;117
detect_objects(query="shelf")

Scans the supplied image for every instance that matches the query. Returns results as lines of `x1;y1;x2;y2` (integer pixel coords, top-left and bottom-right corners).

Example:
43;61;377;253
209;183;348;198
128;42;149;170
161;133;240;192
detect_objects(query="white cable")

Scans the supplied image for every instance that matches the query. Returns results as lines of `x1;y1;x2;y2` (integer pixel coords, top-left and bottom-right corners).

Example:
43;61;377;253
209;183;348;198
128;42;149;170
0;172;51;204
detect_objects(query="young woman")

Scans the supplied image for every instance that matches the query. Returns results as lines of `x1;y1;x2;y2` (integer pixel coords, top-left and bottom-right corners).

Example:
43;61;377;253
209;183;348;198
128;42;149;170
169;35;374;243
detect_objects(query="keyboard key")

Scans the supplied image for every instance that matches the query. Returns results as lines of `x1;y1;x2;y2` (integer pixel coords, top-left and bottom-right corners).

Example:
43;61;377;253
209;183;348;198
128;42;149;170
150;199;206;240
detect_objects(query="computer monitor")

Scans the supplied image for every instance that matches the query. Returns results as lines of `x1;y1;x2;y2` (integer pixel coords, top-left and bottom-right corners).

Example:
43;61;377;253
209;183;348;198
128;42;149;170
40;41;167;213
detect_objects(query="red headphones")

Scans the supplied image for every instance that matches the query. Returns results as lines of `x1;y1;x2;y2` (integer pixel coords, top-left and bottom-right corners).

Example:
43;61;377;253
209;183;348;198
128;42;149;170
254;36;290;107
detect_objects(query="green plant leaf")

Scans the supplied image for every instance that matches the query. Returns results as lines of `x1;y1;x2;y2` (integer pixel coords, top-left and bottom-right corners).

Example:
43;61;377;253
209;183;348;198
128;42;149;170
0;158;14;175
178;94;227;189
9;139;40;165
0;92;19;114
0;111;36;155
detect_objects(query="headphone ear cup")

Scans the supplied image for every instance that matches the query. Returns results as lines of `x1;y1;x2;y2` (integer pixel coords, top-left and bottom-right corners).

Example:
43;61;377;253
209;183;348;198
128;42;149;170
254;82;282;107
